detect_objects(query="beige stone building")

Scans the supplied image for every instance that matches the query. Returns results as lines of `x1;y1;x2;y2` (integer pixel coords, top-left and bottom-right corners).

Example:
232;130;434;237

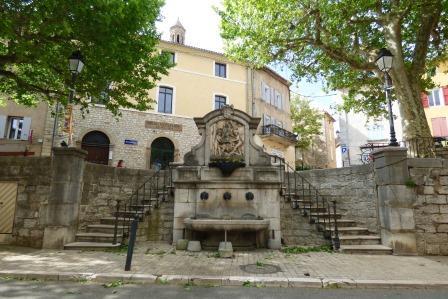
295;111;336;169
1;20;295;169
0;101;49;157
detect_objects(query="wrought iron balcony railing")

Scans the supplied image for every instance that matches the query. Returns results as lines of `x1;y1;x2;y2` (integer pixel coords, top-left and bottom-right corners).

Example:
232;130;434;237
261;124;298;143
359;136;448;164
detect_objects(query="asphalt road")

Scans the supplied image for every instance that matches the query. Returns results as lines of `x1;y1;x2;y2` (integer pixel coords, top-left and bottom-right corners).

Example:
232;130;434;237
1;280;447;299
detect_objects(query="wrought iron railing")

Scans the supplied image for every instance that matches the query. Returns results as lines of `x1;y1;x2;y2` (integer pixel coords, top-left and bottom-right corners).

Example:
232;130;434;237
270;155;340;250
112;166;174;246
403;136;448;158
261;124;298;143
359;137;448;164
359;142;389;164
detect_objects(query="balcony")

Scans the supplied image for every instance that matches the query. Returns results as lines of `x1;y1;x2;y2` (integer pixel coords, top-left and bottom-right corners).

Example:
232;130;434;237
260;124;297;146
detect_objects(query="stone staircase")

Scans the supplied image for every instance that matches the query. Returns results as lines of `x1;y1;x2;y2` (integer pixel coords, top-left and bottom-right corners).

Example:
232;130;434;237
65;172;171;251
286;192;392;254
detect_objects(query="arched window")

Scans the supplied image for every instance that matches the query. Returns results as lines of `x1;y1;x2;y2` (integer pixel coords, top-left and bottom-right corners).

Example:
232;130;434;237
81;131;110;165
176;34;180;43
150;137;174;170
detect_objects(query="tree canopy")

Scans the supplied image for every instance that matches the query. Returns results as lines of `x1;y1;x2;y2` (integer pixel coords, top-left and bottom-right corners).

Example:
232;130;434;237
0;0;172;115
219;0;448;138
290;96;322;149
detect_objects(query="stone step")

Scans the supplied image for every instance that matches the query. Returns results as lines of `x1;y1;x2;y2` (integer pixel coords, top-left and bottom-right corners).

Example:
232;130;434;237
339;244;393;255
100;216;142;225
310;212;342;219
129;204;152;210
86;224;129;234
339;235;381;245
299;206;328;213
75;232;122;243
64;242;122;251
316;219;357;227
326;227;369;235
114;210;145;217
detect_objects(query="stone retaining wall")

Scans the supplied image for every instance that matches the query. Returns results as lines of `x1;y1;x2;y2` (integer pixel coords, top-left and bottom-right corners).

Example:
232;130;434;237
78;163;155;231
408;158;448;255
297;165;378;232
280;201;329;246
0;157;51;248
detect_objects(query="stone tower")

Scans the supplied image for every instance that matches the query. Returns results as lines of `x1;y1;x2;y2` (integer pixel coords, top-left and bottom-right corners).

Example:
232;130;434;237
170;18;186;45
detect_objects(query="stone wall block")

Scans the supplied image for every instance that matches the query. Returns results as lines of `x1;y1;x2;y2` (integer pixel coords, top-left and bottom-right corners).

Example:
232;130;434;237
437;186;448;195
425;195;447;205
440;176;448;186
408;158;443;168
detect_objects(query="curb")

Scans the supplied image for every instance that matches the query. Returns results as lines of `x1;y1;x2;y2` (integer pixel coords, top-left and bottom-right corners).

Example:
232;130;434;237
1;271;448;289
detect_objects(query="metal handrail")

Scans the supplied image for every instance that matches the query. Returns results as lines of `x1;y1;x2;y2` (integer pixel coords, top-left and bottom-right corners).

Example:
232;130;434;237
269;154;340;250
112;166;174;245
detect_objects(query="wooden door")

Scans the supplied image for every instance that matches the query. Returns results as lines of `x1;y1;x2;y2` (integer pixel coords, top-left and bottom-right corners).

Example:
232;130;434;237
0;182;18;234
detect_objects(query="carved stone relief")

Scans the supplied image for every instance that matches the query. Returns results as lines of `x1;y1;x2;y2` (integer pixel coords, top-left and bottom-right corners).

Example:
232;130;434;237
210;119;244;160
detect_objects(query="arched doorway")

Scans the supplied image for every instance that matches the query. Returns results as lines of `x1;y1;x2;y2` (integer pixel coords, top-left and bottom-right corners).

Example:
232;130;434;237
150;137;174;170
81;131;110;165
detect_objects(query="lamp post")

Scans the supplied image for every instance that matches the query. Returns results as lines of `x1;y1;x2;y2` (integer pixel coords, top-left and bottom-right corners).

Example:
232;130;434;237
50;51;84;154
375;48;399;146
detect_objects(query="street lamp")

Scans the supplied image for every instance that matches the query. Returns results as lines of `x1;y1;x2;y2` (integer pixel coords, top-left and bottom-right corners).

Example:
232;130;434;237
375;48;399;146
51;51;85;154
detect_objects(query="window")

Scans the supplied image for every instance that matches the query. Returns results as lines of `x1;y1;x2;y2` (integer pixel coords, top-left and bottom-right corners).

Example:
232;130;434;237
429;88;443;107
1;116;31;140
261;82;270;102
215;62;227;78
162;51;175;65
158;86;173;114
275;90;283;109
214;95;227;110
8;117;23;139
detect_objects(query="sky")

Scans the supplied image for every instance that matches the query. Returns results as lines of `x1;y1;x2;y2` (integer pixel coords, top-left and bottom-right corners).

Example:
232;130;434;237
156;0;341;114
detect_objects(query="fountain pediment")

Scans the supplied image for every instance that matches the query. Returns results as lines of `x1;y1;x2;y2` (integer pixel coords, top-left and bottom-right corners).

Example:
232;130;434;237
184;105;270;166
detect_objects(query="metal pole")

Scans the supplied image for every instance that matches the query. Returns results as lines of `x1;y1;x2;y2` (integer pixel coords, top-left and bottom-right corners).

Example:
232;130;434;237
384;72;399;146
67;73;76;147
124;215;138;271
50;101;60;156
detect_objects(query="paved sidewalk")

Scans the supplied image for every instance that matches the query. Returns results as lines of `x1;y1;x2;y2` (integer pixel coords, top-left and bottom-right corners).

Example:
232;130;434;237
1;243;448;288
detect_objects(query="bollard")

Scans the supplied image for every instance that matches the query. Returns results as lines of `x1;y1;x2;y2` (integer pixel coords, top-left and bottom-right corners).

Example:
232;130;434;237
124;215;139;271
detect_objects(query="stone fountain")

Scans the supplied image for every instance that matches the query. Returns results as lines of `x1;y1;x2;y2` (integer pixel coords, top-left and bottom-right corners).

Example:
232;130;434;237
172;106;282;254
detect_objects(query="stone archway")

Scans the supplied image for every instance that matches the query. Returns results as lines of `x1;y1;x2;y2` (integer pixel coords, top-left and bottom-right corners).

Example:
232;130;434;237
81;131;110;165
150;137;175;170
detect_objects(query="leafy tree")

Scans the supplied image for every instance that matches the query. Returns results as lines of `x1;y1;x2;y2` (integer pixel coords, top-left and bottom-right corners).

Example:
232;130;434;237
0;0;171;115
291;96;322;149
219;0;448;138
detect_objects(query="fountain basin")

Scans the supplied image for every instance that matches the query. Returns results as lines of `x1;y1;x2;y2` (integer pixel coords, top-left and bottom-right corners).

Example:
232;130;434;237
184;218;269;232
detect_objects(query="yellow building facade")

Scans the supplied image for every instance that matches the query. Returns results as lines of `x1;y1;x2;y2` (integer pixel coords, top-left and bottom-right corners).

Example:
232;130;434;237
422;62;448;137
70;21;296;169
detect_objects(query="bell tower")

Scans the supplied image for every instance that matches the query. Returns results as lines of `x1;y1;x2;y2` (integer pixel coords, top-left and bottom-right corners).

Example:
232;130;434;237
170;18;186;45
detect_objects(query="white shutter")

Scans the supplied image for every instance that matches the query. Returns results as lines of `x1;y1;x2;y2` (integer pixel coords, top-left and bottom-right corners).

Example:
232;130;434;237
264;114;271;125
0;115;6;139
261;82;265;101
20;117;31;140
270;88;275;105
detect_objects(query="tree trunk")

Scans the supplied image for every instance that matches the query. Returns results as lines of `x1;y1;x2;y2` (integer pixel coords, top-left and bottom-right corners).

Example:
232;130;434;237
394;82;432;139
384;19;432;140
